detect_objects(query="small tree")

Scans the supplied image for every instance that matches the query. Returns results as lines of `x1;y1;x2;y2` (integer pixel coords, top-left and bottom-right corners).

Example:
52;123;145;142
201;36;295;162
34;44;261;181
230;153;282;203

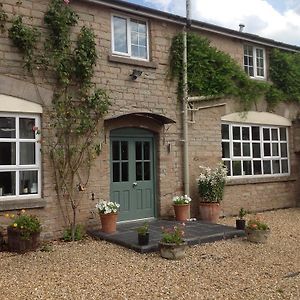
6;0;110;240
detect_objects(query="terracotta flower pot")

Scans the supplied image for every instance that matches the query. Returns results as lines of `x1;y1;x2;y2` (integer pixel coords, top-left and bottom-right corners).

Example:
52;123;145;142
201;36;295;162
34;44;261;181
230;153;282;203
159;241;187;260
199;202;220;223
173;204;190;222
99;213;118;234
7;226;40;253
246;229;270;243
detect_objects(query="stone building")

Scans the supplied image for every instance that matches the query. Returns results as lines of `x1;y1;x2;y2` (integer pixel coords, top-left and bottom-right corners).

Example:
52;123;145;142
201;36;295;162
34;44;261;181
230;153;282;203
0;0;299;239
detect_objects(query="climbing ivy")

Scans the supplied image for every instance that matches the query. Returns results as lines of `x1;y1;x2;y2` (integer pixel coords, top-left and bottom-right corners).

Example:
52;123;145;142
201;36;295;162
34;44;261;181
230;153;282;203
5;0;110;241
268;49;300;105
170;33;270;109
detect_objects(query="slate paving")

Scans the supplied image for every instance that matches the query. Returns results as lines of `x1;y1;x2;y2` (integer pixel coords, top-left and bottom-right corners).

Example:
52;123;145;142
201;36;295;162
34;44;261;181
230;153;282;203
89;219;245;253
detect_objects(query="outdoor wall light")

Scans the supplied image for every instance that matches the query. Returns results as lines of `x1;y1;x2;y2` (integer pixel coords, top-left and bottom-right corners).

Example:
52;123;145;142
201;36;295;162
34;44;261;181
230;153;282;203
130;69;143;80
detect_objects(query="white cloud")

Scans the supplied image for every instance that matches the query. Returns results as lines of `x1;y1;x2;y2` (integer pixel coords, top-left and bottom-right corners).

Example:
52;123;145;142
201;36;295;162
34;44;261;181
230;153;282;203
144;0;300;46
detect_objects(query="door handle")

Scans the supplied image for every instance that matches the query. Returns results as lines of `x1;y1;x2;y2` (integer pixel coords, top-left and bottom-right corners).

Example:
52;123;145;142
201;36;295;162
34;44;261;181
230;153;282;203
132;182;138;187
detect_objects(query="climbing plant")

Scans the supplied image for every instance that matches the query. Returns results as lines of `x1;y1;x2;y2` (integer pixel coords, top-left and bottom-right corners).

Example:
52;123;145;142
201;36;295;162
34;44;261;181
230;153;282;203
267;49;300;106
5;0;110;241
170;33;270;109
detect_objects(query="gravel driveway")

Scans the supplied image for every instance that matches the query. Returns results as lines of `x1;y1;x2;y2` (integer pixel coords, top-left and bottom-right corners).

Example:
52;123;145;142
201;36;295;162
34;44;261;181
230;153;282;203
0;208;299;300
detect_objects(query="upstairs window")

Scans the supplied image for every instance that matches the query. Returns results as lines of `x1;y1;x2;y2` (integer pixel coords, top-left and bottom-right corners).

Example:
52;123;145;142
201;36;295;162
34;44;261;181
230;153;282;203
244;45;266;79
112;15;149;60
0;114;41;199
222;123;289;177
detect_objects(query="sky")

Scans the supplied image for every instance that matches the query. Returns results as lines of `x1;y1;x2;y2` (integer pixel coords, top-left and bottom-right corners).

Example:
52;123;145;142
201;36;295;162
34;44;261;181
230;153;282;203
123;0;300;46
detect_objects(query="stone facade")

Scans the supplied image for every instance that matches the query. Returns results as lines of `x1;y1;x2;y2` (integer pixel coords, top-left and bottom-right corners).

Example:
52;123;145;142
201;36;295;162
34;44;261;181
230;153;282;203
0;0;299;239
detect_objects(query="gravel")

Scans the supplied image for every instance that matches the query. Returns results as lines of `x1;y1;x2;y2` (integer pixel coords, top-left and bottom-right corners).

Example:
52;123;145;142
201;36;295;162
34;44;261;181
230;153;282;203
0;208;299;300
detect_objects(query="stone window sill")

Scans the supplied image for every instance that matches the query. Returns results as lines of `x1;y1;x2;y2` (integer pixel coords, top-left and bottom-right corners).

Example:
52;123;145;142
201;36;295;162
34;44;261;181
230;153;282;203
0;198;46;211
108;54;157;69
226;175;297;186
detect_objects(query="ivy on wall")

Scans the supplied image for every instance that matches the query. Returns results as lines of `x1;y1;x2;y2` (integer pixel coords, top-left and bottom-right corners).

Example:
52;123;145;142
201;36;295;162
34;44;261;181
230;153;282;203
2;0;110;241
170;32;300;110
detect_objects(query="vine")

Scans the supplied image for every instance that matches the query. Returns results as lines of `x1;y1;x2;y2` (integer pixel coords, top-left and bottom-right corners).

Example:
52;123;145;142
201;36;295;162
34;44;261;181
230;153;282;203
170;33;270;109
5;0;110;240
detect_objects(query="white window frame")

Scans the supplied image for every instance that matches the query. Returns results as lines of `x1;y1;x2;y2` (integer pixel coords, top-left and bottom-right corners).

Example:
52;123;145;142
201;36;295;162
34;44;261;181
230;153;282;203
221;122;289;178
243;45;266;79
111;13;149;61
0;113;41;200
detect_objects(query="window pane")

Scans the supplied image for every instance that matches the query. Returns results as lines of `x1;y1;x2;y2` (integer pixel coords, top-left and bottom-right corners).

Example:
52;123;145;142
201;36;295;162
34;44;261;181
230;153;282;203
113;16;128;53
242;127;250;140
20;142;35;165
263;160;271;174
243;161;252;175
222;142;230;158
280;128;287;141
144;142;150;160
121;141;128;160
272;160;280;174
138;22;146;33
252;127;260;140
242;143;250;156
144;162;150;180
233;126;240;140
121;162;128;182
0;117;16;138
281;143;287;157
221;124;229;139
232;161;242;176
131;31;138;44
253;161;262;175
263;128;270;141
136;162;143;181
252;143;261;158
20;170;38;195
19;118;35;139
0;171;16;196
281;160;288;173
131;45;139;57
263;143;271;156
233;142;241;156
272;143;279;156
113;162;120;182
112;141;120;161
135;142;142;160
271;128;278;141
0;142;16;165
139;47;147;59
224;161;231;176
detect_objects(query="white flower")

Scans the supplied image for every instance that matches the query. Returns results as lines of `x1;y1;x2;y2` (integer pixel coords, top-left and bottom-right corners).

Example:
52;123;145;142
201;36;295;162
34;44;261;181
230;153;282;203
96;199;120;214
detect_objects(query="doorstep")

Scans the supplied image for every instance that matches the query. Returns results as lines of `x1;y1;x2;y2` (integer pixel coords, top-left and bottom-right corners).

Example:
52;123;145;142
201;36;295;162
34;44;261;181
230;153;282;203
88;219;245;253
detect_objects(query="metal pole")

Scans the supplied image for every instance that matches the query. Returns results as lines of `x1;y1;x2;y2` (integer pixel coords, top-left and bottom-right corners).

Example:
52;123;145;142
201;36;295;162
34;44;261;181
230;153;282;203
183;0;191;197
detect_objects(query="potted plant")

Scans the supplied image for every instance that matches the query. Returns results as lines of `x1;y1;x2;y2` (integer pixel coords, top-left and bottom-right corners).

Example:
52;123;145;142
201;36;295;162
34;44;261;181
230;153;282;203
7;210;42;253
95;200;120;234
136;222;149;246
159;224;187;260
172;195;192;221
236;208;247;230
246;217;270;243
197;163;227;223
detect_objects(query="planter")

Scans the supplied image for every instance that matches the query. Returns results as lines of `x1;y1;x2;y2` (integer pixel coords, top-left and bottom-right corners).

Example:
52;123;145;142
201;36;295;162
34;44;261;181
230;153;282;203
99;213;118;234
199;202;220;223
159;241;187;260
236;219;246;230
7;226;40;253
138;232;149;246
173;204;190;222
246;229;270;243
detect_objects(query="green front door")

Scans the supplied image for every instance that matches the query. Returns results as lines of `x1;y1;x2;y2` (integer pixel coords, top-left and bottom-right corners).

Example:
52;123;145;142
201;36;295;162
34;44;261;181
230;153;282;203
110;128;155;221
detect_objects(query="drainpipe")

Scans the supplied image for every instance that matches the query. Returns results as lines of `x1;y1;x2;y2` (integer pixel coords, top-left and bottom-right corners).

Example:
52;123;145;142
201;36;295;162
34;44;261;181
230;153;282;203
183;0;191;196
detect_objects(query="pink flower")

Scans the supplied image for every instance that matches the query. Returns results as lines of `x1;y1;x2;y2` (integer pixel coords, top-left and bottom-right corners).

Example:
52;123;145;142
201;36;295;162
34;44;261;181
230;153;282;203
64;0;70;4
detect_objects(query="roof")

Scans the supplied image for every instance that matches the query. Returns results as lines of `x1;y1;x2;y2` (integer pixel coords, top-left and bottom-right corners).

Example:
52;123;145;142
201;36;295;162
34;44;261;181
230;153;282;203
83;0;300;52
